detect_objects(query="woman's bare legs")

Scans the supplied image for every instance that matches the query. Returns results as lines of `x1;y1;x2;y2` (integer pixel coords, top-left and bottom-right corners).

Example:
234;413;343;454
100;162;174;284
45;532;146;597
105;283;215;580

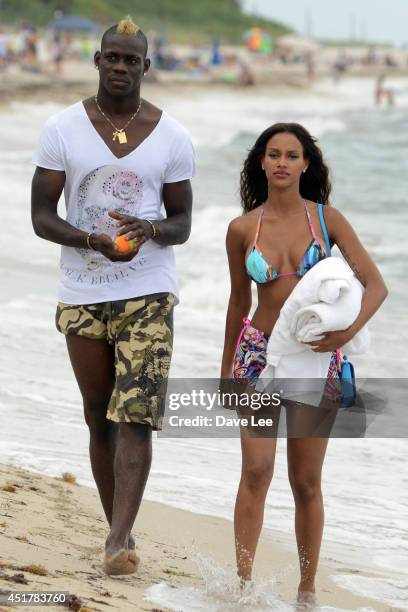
287;436;330;601
234;396;332;598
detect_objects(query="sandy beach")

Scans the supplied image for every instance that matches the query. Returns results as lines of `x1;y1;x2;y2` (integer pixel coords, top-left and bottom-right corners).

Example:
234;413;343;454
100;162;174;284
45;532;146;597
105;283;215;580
1;53;407;108
1;43;407;612
0;463;401;612
0;62;297;116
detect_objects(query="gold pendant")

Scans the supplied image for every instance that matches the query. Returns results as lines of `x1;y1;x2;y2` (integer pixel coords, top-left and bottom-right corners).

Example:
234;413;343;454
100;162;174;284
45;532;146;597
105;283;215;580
112;130;127;144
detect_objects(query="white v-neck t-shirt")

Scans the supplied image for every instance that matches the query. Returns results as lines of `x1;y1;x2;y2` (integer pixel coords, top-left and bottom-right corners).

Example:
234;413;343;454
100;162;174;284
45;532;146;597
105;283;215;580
32;101;195;305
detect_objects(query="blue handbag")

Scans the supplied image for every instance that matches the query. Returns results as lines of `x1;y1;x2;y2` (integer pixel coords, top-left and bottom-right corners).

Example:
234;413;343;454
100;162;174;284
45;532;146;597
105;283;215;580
339;355;356;407
318;204;357;408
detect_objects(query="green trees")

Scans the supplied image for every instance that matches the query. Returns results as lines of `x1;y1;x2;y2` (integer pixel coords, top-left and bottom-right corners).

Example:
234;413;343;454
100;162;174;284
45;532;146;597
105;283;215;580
1;0;289;42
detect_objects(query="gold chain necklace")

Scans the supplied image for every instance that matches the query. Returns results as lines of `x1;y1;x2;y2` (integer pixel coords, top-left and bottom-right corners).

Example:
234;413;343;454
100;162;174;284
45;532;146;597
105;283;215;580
94;96;142;144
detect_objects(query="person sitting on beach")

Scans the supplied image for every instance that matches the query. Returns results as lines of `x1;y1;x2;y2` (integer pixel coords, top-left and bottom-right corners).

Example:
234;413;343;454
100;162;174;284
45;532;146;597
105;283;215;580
31;15;195;576
220;123;388;604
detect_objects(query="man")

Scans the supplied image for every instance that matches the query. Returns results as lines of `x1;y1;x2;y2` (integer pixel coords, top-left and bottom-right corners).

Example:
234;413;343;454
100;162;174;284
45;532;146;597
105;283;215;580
31;16;195;575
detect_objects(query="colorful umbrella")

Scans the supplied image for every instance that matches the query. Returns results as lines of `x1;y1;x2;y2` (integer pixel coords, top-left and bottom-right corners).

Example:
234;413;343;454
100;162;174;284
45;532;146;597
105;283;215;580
243;28;272;55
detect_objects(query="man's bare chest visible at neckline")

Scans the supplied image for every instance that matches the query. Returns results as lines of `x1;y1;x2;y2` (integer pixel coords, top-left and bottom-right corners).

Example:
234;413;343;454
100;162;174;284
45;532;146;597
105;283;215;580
82;98;162;159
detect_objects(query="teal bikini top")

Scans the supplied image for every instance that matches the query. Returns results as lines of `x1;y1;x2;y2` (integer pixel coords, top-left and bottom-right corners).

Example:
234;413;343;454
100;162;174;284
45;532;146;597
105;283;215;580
246;201;330;284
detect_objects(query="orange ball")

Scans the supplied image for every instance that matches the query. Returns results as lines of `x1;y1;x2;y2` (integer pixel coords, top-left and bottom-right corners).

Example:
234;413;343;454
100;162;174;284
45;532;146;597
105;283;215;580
115;235;139;253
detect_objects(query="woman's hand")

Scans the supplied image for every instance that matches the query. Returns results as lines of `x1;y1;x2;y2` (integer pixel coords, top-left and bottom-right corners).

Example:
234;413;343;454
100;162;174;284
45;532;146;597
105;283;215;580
109;210;154;244
304;329;352;353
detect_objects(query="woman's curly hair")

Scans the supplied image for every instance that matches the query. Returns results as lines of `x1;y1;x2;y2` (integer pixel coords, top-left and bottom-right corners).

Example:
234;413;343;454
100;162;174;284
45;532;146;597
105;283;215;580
240;123;332;213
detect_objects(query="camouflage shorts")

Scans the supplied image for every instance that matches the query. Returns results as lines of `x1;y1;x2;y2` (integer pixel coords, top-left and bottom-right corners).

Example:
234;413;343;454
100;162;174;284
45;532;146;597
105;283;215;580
56;293;174;430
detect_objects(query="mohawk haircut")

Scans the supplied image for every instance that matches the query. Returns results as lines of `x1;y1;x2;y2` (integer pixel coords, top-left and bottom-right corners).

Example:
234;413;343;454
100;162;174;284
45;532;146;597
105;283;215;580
101;15;148;57
117;15;140;35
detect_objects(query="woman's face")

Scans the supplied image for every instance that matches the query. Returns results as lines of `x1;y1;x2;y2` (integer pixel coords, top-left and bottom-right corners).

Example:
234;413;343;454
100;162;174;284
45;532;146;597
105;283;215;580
261;132;308;188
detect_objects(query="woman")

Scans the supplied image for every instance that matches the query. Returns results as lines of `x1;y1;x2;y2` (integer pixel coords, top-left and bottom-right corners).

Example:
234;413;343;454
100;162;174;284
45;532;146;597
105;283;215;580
220;123;388;604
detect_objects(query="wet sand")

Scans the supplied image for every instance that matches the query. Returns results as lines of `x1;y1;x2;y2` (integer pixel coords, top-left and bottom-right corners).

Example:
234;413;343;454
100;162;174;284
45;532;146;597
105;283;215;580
0;463;396;612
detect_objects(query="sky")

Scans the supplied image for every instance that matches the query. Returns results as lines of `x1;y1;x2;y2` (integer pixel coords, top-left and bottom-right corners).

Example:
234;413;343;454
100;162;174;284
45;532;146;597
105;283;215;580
242;0;408;46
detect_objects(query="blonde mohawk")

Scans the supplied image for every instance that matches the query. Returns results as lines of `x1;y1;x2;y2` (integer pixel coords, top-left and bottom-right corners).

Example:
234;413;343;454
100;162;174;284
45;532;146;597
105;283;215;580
116;15;140;36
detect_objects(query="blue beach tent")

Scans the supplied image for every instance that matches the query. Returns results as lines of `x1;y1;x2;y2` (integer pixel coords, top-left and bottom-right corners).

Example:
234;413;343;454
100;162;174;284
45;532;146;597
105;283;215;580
48;15;100;33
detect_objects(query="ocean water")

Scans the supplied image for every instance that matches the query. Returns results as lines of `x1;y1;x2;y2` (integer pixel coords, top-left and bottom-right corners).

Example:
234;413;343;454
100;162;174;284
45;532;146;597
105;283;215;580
1;78;408;609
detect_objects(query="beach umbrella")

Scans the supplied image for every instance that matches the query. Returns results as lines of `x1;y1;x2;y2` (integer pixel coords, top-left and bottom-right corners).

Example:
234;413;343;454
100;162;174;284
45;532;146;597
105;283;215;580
243;27;272;55
276;34;320;53
48;14;100;33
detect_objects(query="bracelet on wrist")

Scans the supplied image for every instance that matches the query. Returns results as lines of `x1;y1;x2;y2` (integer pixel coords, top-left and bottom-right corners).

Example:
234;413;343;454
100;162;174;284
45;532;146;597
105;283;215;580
86;233;97;250
146;219;157;239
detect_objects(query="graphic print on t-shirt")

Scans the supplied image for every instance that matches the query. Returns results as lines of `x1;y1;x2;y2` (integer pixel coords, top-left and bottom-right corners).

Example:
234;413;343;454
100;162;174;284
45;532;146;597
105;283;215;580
75;165;144;271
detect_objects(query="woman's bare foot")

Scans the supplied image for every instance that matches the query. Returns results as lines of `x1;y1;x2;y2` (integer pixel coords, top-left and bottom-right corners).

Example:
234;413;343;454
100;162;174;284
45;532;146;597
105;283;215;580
238;575;256;602
296;590;317;608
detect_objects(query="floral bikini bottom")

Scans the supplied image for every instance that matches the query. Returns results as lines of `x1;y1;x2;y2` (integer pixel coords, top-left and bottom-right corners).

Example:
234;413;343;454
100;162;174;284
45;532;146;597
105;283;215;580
232;318;341;401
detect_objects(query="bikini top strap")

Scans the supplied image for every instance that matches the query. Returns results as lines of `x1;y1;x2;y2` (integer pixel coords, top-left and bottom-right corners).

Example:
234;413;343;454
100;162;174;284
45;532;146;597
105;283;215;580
253;207;264;245
317;203;332;256
303;200;319;243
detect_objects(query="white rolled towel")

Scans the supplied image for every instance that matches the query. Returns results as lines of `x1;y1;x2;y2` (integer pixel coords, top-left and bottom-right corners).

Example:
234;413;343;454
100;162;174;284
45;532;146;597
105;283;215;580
291;273;369;355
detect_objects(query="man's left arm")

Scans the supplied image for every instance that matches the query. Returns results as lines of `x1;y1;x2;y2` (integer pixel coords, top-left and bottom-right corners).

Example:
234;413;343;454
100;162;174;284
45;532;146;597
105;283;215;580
110;179;193;248
155;179;193;245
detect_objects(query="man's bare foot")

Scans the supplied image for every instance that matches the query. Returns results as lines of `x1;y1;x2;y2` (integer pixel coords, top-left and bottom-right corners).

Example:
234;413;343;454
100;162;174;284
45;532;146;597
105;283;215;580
128;533;136;550
126;533;138;565
103;548;139;575
296;590;317;608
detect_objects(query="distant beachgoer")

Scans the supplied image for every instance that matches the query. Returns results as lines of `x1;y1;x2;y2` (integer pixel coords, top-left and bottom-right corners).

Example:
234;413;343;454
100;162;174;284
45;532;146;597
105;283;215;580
211;38;222;66
21;24;38;71
305;51;316;83
220;123;388;604
31;15;195;576
333;51;349;82
0;28;10;72
51;31;64;77
375;75;395;108
384;53;398;68
375;75;386;106
238;59;254;87
153;32;166;69
79;36;93;61
385;89;395;107
366;45;377;65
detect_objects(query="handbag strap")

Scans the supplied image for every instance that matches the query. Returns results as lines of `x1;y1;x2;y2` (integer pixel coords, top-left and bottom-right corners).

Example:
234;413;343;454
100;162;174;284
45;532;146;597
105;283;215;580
318;203;331;256
318;204;348;363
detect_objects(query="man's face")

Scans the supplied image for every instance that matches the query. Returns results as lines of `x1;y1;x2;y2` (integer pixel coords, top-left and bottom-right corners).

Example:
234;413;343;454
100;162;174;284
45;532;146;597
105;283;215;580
95;33;150;97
